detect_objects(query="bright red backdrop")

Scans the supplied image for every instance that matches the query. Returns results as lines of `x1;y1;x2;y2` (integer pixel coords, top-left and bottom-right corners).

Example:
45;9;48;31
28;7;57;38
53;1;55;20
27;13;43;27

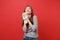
0;0;60;40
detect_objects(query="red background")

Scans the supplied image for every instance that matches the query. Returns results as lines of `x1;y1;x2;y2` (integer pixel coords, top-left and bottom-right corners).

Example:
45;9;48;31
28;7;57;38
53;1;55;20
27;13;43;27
0;0;60;40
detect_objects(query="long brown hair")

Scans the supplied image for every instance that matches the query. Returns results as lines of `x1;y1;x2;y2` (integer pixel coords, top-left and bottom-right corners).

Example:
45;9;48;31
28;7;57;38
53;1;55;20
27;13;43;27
22;5;34;26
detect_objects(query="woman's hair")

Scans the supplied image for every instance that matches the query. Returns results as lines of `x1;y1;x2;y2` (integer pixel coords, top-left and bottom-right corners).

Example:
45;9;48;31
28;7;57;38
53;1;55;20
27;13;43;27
22;5;34;26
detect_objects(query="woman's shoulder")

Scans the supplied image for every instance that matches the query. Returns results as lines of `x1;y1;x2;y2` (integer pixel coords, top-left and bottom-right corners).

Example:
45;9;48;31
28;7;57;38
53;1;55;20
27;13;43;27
33;15;37;18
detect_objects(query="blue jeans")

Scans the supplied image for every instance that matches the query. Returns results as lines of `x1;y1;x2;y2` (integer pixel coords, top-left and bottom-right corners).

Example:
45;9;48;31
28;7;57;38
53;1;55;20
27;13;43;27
23;36;38;40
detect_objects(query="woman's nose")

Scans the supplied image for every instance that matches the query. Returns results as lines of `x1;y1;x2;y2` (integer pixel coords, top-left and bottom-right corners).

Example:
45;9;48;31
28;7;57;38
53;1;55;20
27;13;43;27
27;10;30;12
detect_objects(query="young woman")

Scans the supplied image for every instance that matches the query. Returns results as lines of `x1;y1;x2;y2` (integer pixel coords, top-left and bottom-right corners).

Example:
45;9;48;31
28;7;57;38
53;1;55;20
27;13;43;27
22;5;38;40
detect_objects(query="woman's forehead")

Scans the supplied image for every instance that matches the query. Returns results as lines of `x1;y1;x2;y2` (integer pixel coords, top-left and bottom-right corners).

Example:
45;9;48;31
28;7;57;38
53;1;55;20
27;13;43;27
26;7;31;9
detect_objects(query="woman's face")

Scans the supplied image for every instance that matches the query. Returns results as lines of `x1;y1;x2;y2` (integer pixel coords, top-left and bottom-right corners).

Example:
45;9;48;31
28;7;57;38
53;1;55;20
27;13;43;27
25;6;32;14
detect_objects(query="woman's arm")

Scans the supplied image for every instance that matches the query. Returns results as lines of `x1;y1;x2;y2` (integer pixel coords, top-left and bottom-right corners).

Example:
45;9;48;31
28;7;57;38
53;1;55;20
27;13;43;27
22;21;27;32
28;15;38;32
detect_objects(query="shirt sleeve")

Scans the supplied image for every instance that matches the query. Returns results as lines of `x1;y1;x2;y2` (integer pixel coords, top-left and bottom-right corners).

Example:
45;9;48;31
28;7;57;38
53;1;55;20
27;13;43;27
28;15;38;32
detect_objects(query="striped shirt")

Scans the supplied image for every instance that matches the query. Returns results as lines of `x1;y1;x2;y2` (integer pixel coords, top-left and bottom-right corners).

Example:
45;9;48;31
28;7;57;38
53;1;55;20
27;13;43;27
23;15;38;38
